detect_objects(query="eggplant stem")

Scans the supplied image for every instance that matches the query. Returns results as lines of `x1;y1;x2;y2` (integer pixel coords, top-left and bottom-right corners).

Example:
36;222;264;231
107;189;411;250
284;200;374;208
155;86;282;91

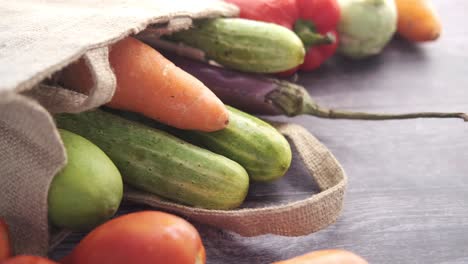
306;105;468;122
266;81;468;122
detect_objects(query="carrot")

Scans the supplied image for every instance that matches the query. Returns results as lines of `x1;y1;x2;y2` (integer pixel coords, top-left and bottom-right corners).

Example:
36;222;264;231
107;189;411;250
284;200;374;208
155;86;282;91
0;219;12;261
59;37;229;132
395;0;441;42
272;249;368;264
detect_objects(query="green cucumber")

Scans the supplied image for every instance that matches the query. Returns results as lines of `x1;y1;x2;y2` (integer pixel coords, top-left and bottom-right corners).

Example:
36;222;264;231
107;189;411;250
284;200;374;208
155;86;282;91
49;129;123;231
55;110;249;210
167;106;292;182
168;18;305;73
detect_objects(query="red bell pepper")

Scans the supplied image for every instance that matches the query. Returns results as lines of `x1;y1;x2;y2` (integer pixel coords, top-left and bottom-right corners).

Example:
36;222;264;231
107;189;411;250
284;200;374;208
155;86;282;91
225;0;340;74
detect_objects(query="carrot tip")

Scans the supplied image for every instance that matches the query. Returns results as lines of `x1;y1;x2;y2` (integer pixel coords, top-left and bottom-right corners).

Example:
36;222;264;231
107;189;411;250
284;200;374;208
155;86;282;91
431;31;441;41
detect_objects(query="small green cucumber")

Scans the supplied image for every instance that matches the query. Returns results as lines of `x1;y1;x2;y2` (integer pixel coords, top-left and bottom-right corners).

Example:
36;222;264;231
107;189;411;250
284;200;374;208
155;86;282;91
170;106;292;182
168;18;305;73
49;129;123;231
55;110;249;210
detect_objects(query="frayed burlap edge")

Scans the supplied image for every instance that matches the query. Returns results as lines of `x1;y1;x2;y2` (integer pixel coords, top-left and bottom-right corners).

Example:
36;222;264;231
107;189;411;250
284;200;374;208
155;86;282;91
23;47;116;114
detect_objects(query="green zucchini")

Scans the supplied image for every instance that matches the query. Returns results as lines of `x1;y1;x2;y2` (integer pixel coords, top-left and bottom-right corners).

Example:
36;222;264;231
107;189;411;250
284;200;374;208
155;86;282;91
55;110;249;210
167;106;293;182
167;18;305;73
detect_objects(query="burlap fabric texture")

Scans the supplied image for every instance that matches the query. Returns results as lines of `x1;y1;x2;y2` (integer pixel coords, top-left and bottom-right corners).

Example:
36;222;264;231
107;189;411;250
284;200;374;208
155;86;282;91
0;0;347;257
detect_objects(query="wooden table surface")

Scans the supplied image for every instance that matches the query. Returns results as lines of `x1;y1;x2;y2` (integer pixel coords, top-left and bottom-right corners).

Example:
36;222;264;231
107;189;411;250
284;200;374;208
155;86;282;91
52;1;468;263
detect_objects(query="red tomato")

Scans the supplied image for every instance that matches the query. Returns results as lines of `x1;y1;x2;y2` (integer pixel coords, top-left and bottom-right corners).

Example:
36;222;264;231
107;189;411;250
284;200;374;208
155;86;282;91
273;249;368;264
61;211;205;264
1;256;59;264
0;219;12;262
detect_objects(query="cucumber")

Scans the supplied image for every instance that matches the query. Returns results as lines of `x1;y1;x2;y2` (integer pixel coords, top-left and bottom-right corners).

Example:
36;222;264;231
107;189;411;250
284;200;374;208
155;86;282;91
168;18;305;73
49;129;123;231
167;106;292;182
55;110;249;210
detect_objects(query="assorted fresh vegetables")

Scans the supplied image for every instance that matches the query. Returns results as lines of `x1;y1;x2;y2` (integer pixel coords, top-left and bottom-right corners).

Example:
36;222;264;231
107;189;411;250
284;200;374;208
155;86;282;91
167;54;468;121
224;0;341;73
161;106;292;182
59;37;229;132
395;0;441;42
0;219;11;262
55;110;250;210
2;2;456;262
167;18;305;73
163;53;300;115
1;212;369;263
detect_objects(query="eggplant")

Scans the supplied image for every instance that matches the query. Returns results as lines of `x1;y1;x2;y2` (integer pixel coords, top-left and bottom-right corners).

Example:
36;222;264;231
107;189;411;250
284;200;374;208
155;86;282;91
165;54;468;121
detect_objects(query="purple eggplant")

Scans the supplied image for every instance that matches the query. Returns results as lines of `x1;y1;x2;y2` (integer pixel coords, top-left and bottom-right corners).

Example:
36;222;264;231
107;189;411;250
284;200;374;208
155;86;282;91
165;53;468;121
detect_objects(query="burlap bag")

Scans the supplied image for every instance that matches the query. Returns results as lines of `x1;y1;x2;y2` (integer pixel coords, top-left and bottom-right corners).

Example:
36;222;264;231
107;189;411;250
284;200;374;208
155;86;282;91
0;0;347;257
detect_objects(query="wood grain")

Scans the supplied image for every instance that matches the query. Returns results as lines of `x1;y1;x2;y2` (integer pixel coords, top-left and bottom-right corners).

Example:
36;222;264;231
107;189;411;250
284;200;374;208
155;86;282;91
51;1;468;263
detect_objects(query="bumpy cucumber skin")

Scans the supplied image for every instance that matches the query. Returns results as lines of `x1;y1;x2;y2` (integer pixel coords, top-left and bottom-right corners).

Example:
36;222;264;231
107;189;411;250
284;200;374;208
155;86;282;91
178;106;292;182
169;18;305;73
55;110;249;210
